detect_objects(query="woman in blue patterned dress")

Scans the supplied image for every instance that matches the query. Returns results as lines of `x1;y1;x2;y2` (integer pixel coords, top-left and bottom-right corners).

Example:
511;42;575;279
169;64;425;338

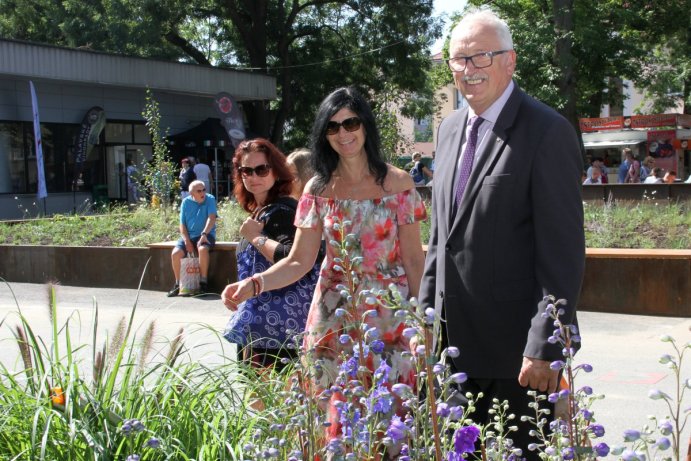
223;138;319;370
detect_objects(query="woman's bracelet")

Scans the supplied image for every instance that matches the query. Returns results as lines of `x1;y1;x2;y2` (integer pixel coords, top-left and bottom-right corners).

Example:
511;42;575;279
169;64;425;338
250;277;259;297
251;273;265;296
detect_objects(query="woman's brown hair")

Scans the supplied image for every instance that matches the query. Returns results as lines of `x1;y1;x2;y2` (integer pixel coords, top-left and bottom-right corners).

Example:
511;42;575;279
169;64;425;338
232;138;294;213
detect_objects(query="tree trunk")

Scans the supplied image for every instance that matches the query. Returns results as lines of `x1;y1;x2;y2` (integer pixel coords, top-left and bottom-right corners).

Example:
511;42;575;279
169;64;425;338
685;25;691;115
225;0;272;139
552;0;583;153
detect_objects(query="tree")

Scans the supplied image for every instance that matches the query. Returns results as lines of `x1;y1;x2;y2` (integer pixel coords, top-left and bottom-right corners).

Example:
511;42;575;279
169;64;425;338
0;0;443;151
439;0;688;124
625;0;690;114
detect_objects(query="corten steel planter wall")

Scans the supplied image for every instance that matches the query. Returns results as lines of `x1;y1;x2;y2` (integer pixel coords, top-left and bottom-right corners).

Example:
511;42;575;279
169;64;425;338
0;244;237;294
579;249;691;317
0;244;688;317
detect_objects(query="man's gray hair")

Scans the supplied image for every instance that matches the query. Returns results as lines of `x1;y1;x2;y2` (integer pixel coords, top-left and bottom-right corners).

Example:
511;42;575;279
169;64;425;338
189;179;205;192
451;7;513;50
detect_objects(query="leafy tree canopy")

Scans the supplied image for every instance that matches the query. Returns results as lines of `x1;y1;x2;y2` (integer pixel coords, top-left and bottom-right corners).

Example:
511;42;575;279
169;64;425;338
434;0;688;120
0;0;444;151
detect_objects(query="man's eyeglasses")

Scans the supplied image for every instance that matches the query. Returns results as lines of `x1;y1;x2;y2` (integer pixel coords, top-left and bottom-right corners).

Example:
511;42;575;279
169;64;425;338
194;188;206;193
446;50;511;72
326;116;362;135
238;164;272;177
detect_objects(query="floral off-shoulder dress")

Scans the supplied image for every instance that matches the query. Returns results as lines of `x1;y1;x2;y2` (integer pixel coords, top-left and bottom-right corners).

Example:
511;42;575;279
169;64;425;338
295;189;427;444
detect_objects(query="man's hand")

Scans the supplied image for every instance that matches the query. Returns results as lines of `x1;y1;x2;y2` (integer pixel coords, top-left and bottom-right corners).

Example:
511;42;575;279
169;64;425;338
184;238;194;255
518;356;558;393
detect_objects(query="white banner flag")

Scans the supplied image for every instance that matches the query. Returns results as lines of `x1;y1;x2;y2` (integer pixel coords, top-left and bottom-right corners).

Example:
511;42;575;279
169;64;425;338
29;81;48;199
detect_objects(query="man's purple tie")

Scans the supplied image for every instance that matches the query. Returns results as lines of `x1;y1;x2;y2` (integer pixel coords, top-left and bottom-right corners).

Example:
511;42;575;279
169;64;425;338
455;116;484;205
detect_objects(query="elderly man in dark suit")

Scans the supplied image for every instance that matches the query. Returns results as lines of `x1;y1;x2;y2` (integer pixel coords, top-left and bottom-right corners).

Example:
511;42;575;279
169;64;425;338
418;7;585;456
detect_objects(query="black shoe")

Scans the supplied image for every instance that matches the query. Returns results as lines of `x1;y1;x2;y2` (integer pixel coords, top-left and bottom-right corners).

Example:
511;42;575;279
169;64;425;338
199;281;209;293
167;285;180;297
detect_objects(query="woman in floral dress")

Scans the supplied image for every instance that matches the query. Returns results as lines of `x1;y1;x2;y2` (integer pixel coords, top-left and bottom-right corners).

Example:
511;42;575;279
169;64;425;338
222;87;427;458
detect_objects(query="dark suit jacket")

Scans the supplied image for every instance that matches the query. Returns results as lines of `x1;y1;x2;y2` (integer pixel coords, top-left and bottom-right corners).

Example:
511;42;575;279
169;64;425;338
419;84;585;378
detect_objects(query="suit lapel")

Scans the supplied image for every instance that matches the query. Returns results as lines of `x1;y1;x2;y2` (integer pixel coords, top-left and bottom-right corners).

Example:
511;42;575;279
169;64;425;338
441;110;469;234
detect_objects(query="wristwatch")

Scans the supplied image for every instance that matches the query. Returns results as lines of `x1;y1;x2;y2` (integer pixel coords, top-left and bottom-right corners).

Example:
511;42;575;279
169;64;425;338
255;236;268;250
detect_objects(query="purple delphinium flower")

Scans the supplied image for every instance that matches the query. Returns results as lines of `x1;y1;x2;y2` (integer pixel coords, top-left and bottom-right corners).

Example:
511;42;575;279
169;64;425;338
580;408;593;421
340;356;358;378
579;385;593;395
370;339;385;354
368;384;393;414
621;449;642;461
587;423;605;438
386;416;409;443
453;425;480;454
374;360;391;385
449;405;464;420
392;383;413;397
561;447;575;460
436;402;450;418
402;327;418;338
449;372;467;384
339;334;351;344
550;360;565;370
593;442;610;457
658;419;673;435
547;392;560;403
446;346;460;358
145;437;161;449
424;307;435;325
415;344;426;355
433;363;445;375
623;429;641;442
576;363;593;372
655;437;671;450
126;456;140;461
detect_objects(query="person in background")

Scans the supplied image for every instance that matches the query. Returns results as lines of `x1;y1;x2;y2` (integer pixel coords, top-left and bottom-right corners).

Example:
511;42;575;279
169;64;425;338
222;86;427;457
167;180;216;297
193;154;212;194
586;157;607;184
179;157;196;199
419;8;585;458
625;150;641;183
583;165;603;184
126;159;140;203
223;138;319;370
286;148;315;199
663;170;677;184
410;151;433;185
643;167;663;184
640;156;655;182
618;147;633;183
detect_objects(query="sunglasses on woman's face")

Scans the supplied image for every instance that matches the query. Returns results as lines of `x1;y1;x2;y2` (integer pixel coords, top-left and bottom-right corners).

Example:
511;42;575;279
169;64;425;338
326;116;362;135
238;164;272;177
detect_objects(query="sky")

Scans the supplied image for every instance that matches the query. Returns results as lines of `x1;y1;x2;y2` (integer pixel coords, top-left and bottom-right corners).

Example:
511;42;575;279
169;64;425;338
431;0;467;53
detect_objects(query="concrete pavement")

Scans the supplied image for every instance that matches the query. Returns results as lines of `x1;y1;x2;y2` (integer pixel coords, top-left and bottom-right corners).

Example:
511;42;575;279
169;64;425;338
0;281;688;453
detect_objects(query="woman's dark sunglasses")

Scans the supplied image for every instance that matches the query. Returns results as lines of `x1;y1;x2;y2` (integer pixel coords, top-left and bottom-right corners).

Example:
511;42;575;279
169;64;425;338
326;116;362;135
238;164;272;177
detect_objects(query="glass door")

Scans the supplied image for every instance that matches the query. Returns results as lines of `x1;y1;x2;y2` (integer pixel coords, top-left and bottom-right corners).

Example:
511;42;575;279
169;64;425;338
106;145;127;200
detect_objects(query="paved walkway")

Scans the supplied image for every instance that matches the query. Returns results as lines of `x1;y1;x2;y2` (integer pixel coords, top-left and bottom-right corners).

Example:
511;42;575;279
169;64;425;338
1;282;689;451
